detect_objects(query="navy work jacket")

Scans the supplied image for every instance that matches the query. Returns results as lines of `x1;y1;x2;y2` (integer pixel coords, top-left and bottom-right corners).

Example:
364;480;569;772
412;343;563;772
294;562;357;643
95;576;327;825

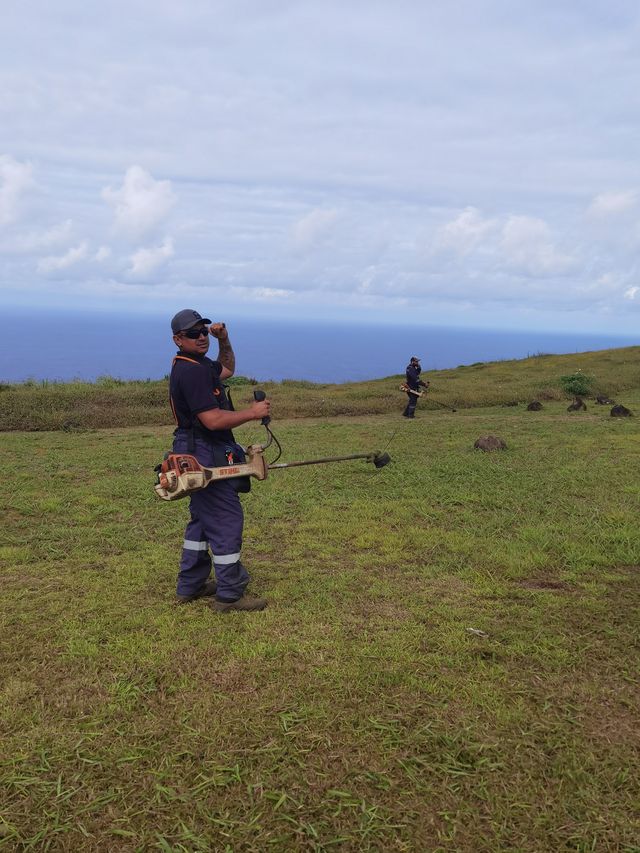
405;363;422;391
169;351;235;445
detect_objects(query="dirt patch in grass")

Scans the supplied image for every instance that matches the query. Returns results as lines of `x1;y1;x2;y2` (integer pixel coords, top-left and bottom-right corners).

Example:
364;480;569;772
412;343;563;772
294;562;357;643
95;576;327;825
170;649;259;697
519;565;640;745
518;578;575;591
347;598;414;623
615;563;640;576
581;690;640;748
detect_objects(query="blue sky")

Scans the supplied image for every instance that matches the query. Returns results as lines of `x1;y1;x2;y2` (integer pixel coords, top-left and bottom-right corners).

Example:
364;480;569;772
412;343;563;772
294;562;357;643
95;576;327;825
1;0;639;333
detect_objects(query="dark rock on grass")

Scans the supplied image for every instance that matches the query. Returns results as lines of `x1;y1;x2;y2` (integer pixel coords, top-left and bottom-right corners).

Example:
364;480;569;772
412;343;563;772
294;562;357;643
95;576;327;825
596;394;615;405
567;396;587;411
611;404;633;417
502;400;519;407
474;435;507;451
527;401;543;411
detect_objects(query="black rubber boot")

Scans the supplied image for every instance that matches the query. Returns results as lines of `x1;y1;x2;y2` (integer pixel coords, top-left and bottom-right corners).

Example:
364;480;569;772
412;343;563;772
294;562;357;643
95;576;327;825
175;579;217;604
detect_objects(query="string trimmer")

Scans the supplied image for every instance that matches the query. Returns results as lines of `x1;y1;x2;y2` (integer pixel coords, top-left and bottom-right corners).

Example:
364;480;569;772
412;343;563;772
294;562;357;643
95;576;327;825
399;383;457;412
155;390;391;501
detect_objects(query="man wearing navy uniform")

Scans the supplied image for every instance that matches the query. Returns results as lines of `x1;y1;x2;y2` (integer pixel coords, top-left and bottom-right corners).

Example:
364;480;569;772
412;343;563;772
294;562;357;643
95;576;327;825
403;356;429;418
169;309;271;612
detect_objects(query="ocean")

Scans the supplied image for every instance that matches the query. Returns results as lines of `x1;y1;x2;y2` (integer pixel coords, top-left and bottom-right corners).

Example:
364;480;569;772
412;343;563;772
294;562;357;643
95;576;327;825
0;310;637;384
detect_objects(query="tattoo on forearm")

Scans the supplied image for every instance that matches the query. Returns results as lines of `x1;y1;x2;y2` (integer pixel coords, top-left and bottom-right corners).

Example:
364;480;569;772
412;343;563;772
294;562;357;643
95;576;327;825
217;339;235;372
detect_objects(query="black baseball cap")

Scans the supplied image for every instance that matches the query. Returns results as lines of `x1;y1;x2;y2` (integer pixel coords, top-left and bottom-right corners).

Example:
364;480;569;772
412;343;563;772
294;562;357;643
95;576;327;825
171;309;212;334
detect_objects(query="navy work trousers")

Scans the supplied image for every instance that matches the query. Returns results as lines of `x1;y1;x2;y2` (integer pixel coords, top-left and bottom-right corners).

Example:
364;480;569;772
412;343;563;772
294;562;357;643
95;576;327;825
173;431;249;602
403;391;418;417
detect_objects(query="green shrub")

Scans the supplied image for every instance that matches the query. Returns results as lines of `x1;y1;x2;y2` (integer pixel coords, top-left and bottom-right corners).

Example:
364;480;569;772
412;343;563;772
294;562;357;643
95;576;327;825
96;375;126;387
225;375;257;386
559;371;595;396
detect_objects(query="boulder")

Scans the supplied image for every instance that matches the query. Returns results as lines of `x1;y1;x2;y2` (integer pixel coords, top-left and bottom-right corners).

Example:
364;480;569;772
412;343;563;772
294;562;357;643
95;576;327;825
527;401;543;411
474;435;507;452
610;404;633;417
596;394;615;405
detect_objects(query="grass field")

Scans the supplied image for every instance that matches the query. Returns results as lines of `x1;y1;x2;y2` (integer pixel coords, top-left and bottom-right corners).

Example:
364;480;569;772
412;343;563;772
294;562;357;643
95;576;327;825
1;361;639;850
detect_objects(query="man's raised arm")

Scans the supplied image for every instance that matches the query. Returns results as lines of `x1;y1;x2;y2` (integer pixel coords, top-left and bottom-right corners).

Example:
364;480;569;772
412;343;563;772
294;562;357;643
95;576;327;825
209;322;235;379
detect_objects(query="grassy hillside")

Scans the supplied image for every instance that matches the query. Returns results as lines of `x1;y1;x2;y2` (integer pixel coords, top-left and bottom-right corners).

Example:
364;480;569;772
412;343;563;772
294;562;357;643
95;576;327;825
1;345;638;431
1;358;639;848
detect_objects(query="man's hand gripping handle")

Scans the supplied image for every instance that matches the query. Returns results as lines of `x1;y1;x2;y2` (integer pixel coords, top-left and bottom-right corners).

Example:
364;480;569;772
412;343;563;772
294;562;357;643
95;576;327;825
253;389;271;426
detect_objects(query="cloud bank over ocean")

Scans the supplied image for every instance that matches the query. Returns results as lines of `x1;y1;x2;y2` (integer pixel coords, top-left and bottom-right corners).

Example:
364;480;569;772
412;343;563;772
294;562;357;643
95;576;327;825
1;2;639;332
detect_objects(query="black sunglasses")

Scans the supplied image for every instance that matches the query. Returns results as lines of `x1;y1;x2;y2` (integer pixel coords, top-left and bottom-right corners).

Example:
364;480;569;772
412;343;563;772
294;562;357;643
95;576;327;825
181;326;209;339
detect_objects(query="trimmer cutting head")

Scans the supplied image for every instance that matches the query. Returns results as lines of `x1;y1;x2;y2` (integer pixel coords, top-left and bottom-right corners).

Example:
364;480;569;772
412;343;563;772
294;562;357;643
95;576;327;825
373;452;391;468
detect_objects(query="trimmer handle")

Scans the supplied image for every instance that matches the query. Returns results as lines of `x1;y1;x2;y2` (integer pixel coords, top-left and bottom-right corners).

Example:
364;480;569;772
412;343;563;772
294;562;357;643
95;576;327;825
253;389;271;426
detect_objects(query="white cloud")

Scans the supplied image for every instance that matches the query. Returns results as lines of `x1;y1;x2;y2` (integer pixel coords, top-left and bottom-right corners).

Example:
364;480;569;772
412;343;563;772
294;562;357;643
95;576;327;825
0;155;34;225
128;237;174;277
624;286;638;300
432;207;497;256
102;166;176;241
251;287;293;300
95;246;111;262
291;208;339;251
587;190;637;219
229;285;295;301
5;219;73;253
37;242;88;273
424;208;576;289
498;215;574;276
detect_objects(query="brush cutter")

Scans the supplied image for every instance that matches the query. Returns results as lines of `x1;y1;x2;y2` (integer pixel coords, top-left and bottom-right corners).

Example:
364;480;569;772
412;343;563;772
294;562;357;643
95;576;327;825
399;383;424;397
399;382;457;412
154;390;391;501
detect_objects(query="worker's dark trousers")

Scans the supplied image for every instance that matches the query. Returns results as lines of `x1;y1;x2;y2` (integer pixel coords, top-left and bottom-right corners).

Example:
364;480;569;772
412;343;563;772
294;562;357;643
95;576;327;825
403;392;417;417
173;432;249;602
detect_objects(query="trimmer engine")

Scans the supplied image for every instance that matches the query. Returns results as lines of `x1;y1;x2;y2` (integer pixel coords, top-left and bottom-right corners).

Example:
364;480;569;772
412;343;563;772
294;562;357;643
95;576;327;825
155;446;268;501
155;454;208;499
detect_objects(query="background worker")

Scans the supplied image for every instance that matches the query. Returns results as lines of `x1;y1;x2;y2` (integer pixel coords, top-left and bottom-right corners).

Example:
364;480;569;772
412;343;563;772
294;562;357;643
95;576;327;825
169;309;271;612
403;356;429;418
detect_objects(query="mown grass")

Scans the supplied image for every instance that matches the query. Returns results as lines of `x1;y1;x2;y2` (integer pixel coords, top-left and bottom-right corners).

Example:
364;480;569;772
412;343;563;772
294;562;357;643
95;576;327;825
1;346;638;431
1;374;639;850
